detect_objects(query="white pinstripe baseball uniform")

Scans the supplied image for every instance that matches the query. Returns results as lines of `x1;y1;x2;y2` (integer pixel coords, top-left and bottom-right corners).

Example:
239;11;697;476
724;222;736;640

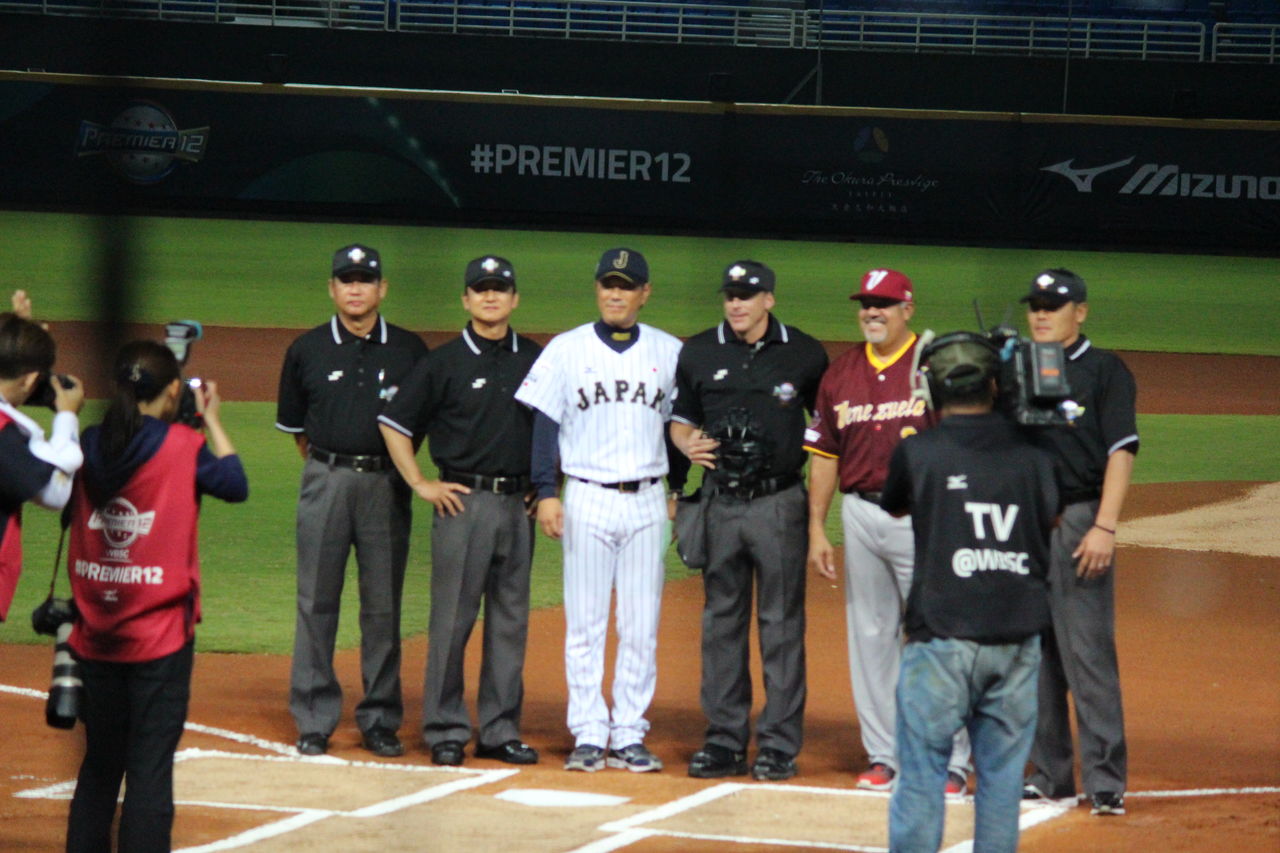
515;321;681;750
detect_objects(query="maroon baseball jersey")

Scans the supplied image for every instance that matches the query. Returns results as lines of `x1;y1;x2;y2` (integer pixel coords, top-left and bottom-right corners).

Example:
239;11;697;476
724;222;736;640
804;335;937;493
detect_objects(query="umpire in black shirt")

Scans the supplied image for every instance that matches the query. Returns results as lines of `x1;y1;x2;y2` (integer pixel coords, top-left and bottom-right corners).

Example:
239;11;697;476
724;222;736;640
1020;268;1138;818
378;255;543;768
276;244;428;758
670;261;828;782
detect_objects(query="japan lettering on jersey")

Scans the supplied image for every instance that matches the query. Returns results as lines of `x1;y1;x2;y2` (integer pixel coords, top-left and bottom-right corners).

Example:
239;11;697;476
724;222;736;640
68;425;205;663
516;322;681;482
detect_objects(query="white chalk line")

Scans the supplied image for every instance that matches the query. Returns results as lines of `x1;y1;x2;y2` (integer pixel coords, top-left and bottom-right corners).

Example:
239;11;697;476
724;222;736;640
8;684;1280;851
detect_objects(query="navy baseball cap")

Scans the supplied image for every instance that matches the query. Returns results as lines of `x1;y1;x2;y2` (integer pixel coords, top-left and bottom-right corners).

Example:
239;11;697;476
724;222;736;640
595;248;649;285
721;260;775;293
1021;268;1086;306
332;244;382;278
465;255;516;291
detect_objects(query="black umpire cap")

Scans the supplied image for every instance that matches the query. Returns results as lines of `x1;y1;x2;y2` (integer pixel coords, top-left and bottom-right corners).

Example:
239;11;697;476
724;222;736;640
332;244;382;279
465;256;516;291
721;260;776;293
595;248;649;285
1021;268;1086;306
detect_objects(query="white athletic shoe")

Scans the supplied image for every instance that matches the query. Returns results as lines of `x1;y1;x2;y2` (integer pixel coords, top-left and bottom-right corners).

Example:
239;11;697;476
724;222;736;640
564;744;606;772
606;743;664;773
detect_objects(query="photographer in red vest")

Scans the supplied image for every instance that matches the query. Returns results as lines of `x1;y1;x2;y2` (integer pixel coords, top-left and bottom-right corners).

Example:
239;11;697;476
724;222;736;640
65;340;247;853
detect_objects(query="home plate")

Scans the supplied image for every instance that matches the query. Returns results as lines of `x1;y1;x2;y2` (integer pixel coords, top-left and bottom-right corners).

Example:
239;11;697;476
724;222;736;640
496;789;631;807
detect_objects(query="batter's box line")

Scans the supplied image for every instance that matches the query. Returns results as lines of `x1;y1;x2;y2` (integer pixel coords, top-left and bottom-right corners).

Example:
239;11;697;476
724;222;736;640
584;781;1070;853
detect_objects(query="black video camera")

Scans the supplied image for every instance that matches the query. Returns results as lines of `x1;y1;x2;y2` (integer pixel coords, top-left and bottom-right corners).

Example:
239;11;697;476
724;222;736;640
985;324;1083;427
164;320;204;429
31;597;82;729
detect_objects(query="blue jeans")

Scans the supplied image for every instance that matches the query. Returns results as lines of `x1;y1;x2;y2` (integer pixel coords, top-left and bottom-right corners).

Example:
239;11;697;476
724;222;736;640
889;636;1041;853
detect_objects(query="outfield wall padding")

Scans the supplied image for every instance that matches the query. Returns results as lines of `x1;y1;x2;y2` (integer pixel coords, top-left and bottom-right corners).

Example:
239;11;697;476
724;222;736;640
2;74;1277;250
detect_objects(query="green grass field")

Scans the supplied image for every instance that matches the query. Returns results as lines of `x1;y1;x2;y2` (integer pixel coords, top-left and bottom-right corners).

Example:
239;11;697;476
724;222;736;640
6;210;1279;354
1;211;1276;653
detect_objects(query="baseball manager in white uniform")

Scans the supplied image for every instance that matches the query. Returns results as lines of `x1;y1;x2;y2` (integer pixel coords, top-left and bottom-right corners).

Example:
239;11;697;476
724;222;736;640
515;248;682;774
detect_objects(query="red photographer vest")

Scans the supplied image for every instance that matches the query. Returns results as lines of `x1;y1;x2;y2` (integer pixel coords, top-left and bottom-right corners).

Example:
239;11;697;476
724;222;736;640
0;411;23;621
68;424;205;663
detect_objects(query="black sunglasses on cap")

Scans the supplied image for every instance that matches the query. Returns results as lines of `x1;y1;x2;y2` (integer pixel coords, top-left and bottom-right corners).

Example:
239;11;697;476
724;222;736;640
337;272;380;284
1026;298;1070;313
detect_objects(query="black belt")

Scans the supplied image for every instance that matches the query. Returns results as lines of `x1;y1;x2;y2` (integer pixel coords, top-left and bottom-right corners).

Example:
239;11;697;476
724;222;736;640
443;471;530;495
842;488;883;503
309;447;391;473
575;477;660;493
708;473;801;500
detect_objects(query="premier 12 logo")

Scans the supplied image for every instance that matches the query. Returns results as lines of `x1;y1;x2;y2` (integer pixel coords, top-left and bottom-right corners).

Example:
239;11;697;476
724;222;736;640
76;100;209;184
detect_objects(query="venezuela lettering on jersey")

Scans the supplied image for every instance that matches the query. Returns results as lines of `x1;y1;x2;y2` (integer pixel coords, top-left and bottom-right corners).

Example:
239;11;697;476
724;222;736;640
575;379;666;411
832;396;926;427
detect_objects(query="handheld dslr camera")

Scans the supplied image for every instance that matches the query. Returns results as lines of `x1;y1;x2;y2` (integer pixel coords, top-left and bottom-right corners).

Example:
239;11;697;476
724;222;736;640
27;372;72;411
31;597;82;729
164;320;204;428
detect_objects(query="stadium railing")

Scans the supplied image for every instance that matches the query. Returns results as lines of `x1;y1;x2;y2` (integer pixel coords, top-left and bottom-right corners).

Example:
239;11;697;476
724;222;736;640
1212;21;1279;63
0;0;1271;62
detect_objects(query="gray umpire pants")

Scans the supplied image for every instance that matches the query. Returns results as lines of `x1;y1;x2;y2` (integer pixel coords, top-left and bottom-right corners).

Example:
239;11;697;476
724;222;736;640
700;482;808;758
1027;499;1128;798
290;459;410;737
422;490;533;749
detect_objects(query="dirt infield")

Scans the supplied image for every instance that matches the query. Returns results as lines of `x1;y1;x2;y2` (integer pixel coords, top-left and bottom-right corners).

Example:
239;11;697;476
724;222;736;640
2;327;1276;851
3;483;1277;851
42;322;1280;416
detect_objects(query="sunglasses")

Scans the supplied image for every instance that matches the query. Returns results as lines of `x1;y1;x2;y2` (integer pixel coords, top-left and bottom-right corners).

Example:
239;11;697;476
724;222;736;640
599;277;643;291
856;297;902;310
722;286;764;301
1026;299;1069;313
468;281;515;294
337;272;379;284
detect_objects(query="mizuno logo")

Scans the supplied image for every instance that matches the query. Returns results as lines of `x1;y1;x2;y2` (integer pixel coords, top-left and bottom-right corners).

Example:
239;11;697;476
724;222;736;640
947;475;968;490
472;378;487;389
328;370;343;381
713;369;729;381
1040;157;1134;192
1043;156;1279;201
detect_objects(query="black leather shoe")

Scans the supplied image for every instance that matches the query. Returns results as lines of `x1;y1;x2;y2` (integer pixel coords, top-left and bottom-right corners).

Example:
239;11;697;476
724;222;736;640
296;733;328;756
751;747;797;781
475;740;539;765
431;739;465;766
688;743;748;778
361;726;405;757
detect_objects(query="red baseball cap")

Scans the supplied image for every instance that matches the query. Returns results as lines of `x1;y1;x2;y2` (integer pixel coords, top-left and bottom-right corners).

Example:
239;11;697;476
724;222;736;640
851;268;914;304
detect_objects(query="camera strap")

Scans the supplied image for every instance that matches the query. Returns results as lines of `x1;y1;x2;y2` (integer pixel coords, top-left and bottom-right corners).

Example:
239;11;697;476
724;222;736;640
42;510;70;603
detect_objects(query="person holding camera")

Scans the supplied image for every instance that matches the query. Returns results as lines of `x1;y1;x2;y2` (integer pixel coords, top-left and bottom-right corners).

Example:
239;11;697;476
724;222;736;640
1019;269;1138;817
0;293;85;622
804;269;971;795
670;261;827;782
64;340;246;853
880;332;1059;853
276;244;428;758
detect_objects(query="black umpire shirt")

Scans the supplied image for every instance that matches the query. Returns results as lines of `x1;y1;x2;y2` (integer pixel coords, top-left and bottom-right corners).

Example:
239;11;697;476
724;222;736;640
1032;335;1139;504
672;315;828;483
881;412;1059;644
276;315;428;455
377;324;542;476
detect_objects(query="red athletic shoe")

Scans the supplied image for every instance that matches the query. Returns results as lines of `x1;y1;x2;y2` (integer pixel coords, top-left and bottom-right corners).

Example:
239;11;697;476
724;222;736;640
945;771;968;798
856;762;896;791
